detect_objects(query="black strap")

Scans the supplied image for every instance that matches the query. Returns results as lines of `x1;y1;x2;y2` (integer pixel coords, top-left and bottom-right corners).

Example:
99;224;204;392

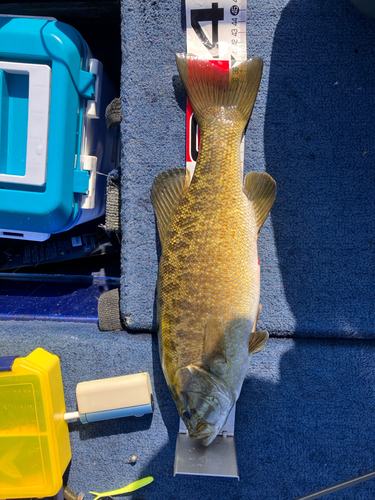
104;169;121;233
98;288;123;331
103;98;122;233
105;97;122;129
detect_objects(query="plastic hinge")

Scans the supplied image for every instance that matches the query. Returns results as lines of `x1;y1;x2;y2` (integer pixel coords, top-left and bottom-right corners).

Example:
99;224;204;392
78;69;96;100
0;355;19;372
73;169;90;194
80;155;97;209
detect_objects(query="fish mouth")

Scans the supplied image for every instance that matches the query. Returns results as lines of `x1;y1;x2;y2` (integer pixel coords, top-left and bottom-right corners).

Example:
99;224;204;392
173;365;236;447
202;431;218;447
189;423;219;447
187;422;217;444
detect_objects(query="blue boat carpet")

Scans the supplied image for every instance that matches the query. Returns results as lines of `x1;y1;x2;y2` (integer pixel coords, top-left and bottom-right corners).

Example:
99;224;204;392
1;321;375;499
1;1;375;499
120;0;375;338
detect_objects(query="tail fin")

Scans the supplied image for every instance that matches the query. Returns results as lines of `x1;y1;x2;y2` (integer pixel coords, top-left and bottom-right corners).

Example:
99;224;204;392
176;54;263;127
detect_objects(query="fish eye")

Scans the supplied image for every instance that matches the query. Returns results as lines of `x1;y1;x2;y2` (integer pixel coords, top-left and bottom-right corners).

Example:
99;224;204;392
197;423;206;431
182;410;192;419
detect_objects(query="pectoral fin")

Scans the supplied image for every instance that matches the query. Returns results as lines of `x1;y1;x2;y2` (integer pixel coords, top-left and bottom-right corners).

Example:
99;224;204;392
249;330;269;355
244;172;276;231
203;317;227;367
151;168;191;246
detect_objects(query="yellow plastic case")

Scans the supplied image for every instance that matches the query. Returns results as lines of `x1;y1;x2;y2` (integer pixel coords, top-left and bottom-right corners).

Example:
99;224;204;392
0;348;71;499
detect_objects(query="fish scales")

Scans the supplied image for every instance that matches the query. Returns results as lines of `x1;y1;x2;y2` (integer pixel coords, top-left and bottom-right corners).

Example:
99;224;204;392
160;126;258;372
151;54;276;445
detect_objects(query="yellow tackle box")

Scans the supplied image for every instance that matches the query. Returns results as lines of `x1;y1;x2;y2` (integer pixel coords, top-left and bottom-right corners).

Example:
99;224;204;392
0;348;71;499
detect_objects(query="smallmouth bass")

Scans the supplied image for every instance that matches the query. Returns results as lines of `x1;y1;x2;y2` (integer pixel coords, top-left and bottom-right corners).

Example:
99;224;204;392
151;54;276;446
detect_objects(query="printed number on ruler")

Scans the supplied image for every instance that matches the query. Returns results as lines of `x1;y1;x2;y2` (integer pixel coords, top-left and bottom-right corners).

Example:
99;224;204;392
186;0;247;63
185;0;247;172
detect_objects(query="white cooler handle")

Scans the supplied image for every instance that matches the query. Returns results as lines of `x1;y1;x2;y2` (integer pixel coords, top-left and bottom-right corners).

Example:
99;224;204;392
0;61;51;186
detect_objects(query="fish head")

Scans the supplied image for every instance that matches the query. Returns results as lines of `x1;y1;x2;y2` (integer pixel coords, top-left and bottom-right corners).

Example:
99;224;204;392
172;364;235;446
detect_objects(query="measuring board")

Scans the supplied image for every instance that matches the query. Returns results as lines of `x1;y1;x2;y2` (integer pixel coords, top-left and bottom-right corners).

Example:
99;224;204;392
185;0;248;176
173;0;249;479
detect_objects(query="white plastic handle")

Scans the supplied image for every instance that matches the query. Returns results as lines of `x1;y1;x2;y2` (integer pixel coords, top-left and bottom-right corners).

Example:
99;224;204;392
0;61;51;186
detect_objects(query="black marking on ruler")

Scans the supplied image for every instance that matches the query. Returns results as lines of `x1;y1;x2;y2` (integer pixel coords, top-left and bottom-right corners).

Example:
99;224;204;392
191;2;224;55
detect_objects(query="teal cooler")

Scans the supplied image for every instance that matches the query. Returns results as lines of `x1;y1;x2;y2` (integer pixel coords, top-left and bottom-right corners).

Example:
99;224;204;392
0;16;119;241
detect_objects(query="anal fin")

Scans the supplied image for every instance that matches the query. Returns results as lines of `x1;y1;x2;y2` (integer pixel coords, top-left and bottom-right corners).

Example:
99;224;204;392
151;168;191;246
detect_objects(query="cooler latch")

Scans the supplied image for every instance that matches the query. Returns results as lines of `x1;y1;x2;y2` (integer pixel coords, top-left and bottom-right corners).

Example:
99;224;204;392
78;69;96;100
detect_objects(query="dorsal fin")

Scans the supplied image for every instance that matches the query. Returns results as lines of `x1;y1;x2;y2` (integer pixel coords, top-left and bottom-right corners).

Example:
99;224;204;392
150;168;191;246
243;172;276;231
203;317;227;367
249;330;269;355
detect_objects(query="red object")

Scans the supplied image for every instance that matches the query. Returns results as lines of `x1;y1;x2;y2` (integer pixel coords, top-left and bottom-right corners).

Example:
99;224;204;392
186;59;230;163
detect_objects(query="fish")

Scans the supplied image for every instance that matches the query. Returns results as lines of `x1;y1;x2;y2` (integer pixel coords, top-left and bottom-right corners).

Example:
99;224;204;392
151;54;276;446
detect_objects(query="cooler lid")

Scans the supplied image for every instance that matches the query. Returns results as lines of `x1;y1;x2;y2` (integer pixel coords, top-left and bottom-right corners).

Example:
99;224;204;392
0;16;95;235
